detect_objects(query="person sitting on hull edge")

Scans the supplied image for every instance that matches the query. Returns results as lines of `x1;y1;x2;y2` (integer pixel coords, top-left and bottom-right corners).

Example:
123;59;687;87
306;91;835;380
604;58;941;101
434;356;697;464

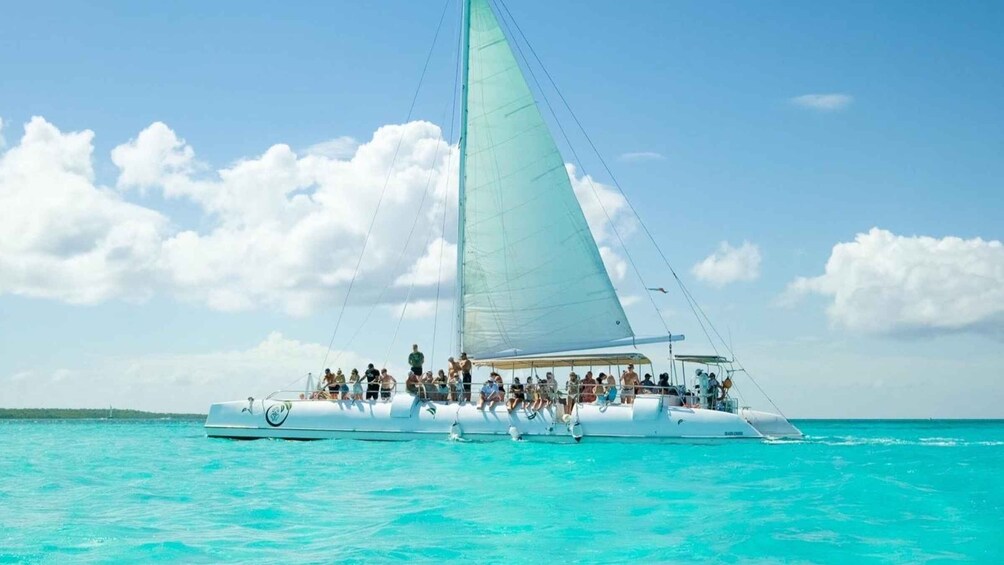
565;372;580;413
508;377;524;412
478;376;499;410
405;371;420;396
492;373;506;408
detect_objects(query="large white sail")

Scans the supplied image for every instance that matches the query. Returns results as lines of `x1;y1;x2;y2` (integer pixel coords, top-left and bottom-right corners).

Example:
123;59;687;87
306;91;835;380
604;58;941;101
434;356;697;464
458;0;634;358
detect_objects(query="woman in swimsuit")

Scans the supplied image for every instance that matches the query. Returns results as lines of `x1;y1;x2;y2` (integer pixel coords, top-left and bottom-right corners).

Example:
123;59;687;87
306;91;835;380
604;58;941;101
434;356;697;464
493;373;506;406
545;373;558;408
593;373;606;405
581;371;597;403
525;376;538;412
350;369;363;402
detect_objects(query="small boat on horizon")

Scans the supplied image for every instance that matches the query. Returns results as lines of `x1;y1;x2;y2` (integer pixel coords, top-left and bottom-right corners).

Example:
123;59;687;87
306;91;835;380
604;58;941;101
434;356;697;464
205;0;801;442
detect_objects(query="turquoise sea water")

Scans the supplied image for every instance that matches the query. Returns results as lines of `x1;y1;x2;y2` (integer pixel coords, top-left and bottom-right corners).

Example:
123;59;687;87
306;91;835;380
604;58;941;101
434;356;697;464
2;420;1002;563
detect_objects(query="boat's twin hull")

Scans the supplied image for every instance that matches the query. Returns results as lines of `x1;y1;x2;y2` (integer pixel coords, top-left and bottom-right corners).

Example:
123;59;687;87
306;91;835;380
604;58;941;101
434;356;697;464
205;395;800;441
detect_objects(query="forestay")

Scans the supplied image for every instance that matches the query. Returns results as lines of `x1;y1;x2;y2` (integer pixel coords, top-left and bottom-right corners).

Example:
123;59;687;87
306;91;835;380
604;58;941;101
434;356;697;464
459;0;634;358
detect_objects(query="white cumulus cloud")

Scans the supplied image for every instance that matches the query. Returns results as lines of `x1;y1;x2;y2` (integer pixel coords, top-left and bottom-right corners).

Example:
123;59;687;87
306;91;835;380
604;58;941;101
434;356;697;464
0;116;634;314
790;93;853;111
691;241;762;287
1;332;372;412
0;117;168;304
304;136;359;159
787;228;1004;336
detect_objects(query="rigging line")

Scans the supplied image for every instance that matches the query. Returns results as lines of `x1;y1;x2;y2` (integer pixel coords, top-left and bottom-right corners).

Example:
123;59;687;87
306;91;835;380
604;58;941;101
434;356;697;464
316;0;453;376
680;278;789;418
432;0;465;366
495;1;788;418
493;0;670;336
382;100;453;369
498;1;713;341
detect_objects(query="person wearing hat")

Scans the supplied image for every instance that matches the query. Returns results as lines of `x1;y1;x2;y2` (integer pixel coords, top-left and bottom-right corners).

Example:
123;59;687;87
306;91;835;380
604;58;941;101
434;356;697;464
477;375;499;410
707;372;720;410
334;369;348;400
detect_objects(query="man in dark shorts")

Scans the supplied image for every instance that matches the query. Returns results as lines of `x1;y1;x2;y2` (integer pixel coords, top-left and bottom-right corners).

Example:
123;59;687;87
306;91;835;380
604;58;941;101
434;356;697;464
364;363;380;400
460;352;472;402
408;344;424;376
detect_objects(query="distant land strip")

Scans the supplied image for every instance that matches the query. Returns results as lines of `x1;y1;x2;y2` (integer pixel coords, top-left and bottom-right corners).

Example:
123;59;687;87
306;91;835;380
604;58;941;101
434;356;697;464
0;408;206;420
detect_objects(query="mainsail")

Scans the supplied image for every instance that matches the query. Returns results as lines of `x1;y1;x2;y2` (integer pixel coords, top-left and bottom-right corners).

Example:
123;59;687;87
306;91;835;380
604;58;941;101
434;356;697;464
457;0;634;358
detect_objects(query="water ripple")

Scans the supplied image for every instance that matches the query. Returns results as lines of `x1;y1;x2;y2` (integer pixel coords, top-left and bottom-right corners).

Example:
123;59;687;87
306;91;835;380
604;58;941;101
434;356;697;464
1;419;1002;563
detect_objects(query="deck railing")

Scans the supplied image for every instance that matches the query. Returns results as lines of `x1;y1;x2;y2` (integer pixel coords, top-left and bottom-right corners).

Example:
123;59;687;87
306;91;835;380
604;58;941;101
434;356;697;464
267;381;737;413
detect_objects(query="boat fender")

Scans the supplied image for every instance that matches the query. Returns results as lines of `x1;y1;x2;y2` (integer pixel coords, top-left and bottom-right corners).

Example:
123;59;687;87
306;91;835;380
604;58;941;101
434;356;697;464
449;421;463;441
571;422;583;442
508;425;522;441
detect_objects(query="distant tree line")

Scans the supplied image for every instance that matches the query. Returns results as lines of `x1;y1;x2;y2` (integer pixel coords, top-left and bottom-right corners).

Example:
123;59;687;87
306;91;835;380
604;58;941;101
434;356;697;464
0;408;206;420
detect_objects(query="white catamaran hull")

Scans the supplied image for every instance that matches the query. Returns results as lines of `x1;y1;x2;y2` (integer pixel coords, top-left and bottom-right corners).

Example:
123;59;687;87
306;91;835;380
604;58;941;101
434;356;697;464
205;395;800;441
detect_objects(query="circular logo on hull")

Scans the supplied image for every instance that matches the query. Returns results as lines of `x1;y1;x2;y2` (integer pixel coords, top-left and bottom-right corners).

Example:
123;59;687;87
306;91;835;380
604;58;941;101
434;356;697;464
265;401;291;427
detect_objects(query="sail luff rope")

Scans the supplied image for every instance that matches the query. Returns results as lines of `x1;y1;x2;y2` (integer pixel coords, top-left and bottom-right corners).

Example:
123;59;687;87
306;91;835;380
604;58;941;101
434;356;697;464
382;100;452;369
314;0;452;380
495;0;787;419
431;0;465;368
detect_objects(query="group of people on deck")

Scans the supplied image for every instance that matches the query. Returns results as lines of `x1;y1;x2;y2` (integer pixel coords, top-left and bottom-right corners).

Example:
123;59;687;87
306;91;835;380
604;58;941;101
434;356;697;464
312;345;474;403
310;346;731;411
476;372;561;412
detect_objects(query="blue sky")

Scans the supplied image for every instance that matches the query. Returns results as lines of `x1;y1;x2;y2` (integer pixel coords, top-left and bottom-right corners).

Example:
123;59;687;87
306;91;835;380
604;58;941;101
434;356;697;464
1;0;1002;417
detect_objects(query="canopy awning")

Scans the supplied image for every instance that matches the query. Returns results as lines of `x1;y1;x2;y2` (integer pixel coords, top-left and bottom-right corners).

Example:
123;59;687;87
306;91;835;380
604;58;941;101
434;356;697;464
473;353;652;371
674;355;730;364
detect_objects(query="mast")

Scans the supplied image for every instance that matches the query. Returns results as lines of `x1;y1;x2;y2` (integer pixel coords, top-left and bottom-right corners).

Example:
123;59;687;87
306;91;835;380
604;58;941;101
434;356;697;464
456;0;471;356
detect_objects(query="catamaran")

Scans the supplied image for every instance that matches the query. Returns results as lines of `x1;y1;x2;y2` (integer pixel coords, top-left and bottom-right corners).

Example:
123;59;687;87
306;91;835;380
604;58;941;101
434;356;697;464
205;0;801;441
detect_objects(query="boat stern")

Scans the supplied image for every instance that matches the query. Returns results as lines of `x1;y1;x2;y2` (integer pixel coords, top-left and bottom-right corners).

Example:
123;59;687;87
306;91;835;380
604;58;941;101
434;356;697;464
740;408;802;438
205;399;264;438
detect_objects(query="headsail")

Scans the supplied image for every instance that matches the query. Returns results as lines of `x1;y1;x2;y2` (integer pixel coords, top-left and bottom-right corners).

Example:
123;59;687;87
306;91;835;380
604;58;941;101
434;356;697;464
458;0;634;358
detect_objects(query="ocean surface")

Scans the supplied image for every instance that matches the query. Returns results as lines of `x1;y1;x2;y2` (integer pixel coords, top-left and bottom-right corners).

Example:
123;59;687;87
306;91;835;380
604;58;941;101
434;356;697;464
2;420;1002;563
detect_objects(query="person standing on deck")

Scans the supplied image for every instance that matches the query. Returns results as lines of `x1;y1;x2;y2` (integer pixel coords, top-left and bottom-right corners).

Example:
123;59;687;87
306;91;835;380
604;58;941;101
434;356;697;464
408;344;424;376
707;372;721;410
380;369;397;400
460;352;473;401
621;364;639;405
364;363;380;400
